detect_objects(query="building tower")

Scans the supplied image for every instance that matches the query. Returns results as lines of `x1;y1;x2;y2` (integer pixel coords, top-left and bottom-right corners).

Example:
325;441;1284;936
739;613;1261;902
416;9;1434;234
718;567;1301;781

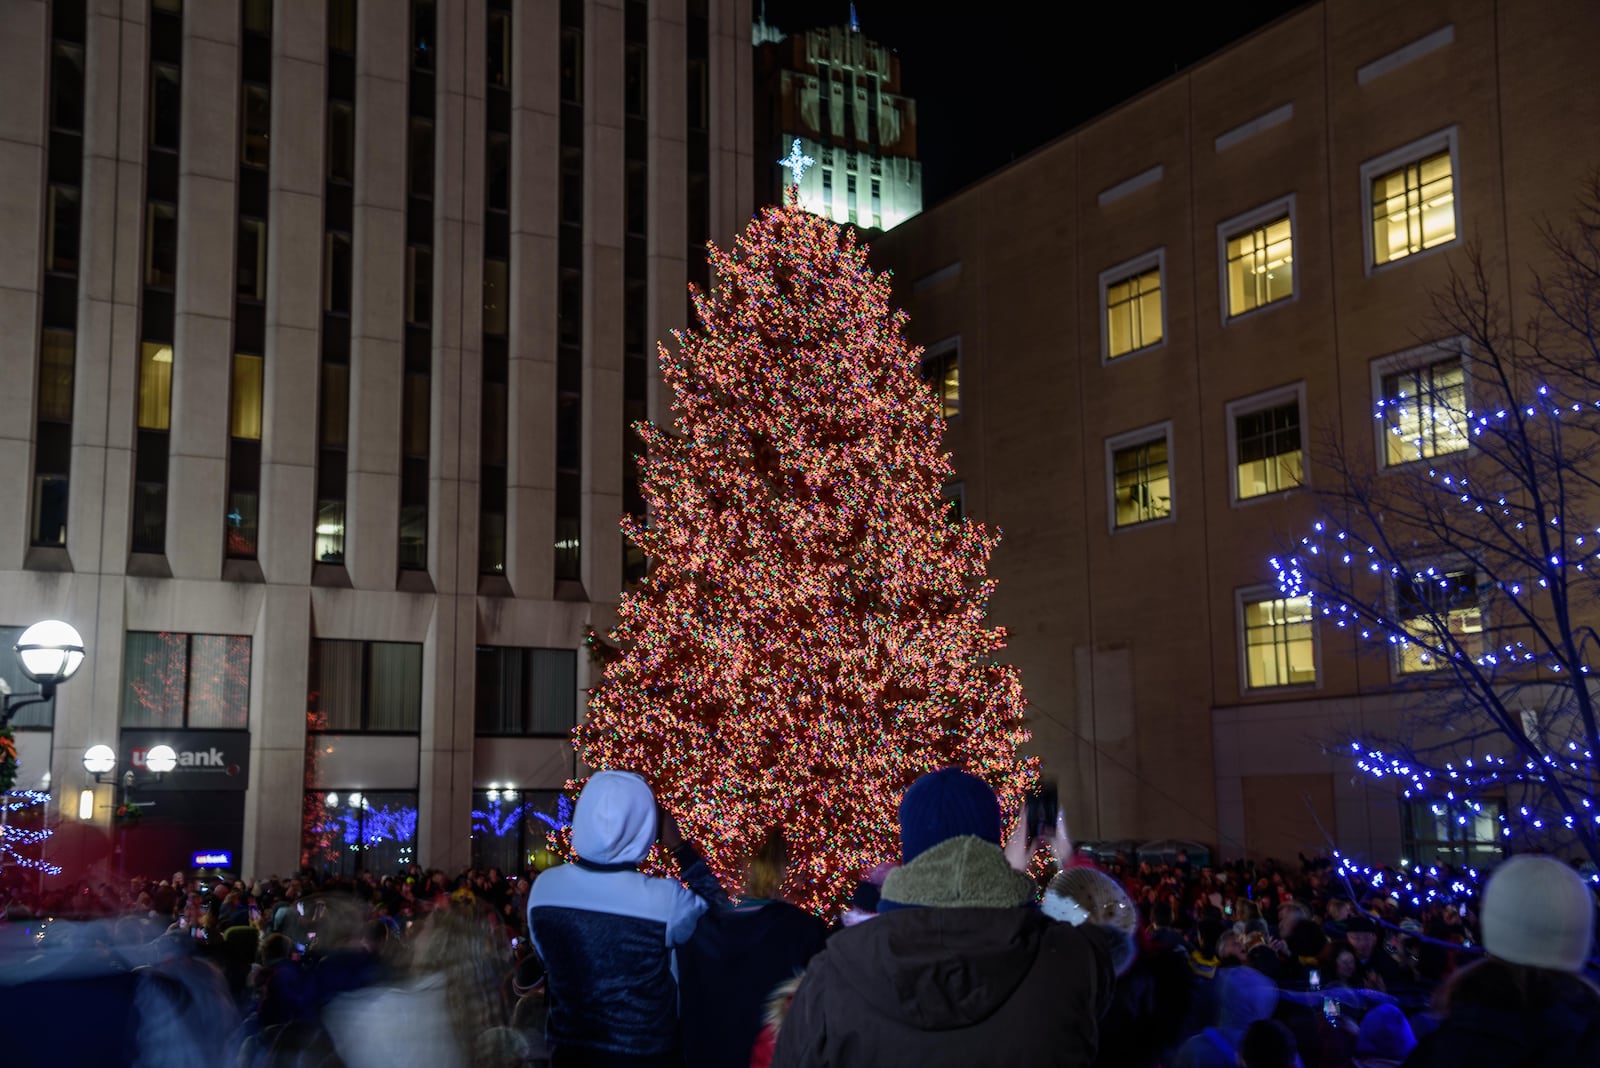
753;4;921;230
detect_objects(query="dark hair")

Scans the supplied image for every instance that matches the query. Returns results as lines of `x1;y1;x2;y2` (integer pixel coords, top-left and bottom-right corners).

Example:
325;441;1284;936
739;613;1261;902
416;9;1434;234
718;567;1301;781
1152;901;1174;927
1239;1019;1298;1068
1437;956;1600;1017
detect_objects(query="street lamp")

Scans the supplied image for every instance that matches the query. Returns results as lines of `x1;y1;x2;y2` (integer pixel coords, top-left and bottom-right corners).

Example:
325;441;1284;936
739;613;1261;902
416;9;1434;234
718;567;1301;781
1;620;85;728
83;743;176;784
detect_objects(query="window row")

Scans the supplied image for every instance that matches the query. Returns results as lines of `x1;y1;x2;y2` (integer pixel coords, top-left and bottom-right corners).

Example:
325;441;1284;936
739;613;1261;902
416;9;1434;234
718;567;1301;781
81;632;578;736
1107;343;1467;529
1238;564;1482;692
1099;129;1459;361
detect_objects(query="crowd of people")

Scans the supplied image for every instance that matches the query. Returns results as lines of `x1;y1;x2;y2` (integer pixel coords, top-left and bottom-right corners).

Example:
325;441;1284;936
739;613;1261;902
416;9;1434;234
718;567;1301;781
0;767;1596;1067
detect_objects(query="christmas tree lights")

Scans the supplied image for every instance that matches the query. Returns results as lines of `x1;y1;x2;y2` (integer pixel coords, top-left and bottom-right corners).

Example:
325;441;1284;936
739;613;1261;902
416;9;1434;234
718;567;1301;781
1267;185;1600;874
576;194;1035;913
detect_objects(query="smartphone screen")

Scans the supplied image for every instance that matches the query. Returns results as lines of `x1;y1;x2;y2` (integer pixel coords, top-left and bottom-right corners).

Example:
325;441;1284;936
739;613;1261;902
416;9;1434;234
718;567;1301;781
1026;782;1059;840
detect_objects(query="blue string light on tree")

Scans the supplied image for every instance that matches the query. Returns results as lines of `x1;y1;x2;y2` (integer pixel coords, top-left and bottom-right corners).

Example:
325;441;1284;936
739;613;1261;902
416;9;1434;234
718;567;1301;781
1267;367;1600;875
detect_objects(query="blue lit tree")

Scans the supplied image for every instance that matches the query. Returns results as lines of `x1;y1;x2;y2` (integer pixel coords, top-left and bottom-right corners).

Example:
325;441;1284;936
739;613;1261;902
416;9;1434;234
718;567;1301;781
1273;177;1600;881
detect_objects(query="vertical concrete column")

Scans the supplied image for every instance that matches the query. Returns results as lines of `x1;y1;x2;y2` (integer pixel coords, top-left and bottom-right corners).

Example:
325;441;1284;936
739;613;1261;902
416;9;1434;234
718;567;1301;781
707;0;752;243
646;0;686;426
0;0;48;567
50;3;149;819
167;0;240;577
581;0;624;606
242;584;312;875
258;0;325;585
71;3;146;577
345;1;407;589
505;0;558;597
419;0;484;874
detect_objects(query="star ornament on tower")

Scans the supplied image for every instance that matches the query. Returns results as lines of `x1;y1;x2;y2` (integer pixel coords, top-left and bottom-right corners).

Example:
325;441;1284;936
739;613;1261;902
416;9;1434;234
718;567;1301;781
778;138;815;194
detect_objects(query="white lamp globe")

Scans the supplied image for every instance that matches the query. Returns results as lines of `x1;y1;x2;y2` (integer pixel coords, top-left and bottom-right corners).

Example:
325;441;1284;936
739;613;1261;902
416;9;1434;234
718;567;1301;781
83;744;117;775
144;744;178;774
16;620;86;685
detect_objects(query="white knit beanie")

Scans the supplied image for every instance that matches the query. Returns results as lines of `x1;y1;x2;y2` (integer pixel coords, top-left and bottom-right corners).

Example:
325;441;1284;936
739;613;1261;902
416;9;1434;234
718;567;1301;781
1480;855;1596;973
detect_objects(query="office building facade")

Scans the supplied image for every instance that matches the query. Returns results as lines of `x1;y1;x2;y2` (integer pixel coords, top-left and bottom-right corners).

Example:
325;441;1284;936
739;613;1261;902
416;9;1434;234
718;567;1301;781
873;0;1600;862
0;0;752;878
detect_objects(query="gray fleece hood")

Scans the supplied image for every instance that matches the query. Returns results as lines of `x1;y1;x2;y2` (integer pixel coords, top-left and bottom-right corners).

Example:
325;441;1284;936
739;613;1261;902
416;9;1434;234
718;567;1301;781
570;770;657;865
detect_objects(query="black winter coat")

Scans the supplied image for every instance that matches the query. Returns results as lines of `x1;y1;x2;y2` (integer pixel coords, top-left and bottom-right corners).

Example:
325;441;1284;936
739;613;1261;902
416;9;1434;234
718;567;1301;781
1402;963;1600;1068
768;906;1122;1068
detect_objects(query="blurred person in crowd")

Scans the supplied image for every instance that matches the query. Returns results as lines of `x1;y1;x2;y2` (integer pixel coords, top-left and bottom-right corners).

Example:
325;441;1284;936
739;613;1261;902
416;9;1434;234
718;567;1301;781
526;770;726;1066
325;905;510;1067
1404;855;1600;1067
1238;1019;1303;1068
1172;964;1280;1068
1350;1002;1415;1068
1343;914;1402;989
770;768;1128;1067
679;829;827;1068
838;861;896;928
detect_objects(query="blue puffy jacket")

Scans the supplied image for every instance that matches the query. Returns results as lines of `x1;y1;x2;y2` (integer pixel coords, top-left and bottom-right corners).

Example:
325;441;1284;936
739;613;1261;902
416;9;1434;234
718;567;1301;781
527;771;725;1062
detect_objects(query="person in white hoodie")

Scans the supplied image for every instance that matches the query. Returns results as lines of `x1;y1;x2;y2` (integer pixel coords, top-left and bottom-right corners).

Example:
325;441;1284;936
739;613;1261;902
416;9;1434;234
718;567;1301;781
526;770;726;1067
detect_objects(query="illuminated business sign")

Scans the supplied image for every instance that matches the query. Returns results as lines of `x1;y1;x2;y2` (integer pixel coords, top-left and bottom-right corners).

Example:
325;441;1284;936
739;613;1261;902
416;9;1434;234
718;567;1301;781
119;730;250;791
192;850;233;868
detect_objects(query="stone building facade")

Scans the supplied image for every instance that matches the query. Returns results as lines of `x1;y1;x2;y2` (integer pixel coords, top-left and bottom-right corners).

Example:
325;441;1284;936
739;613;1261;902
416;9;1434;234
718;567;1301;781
0;0;752;878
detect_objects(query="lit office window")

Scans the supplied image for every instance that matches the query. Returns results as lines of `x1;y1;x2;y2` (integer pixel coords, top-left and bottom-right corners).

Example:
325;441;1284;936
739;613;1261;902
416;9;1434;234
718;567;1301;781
1105;265;1163;358
1371;147;1455;265
1380;357;1467;466
1395;567;1483;674
1110;430;1172;528
1233;398;1302;499
1241;594;1316;689
1224;212;1293;317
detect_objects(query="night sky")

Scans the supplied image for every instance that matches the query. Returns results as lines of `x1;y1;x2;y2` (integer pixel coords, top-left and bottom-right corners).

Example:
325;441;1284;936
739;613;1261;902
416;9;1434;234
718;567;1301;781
756;1;1310;206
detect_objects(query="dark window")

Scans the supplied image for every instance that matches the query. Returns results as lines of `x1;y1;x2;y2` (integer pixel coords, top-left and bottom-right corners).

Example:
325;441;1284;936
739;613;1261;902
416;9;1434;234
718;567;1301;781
626;160;646;237
47;185;81;273
327;101;354;182
560;149;582;227
310;639;423;731
327;0;356;53
122;631;252;728
146;202;178;288
486;131;510;212
51;43;85;132
242;84;270;166
325;232;352;313
625;44;645;119
487;11;510;88
243;0;272;34
560;28;582;104
407;246;432;325
237;218;266;300
475;647;577;735
411;0;435;71
483;258;508;337
409;118;434;198
150;64;181;151
686;58;707;131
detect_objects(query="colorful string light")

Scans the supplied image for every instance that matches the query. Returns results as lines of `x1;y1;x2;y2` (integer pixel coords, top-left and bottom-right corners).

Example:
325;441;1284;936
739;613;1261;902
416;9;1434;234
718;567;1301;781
576;198;1036;913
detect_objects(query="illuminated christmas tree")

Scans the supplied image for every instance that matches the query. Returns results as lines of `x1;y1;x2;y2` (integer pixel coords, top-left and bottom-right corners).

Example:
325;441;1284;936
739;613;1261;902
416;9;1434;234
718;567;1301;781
577;176;1035;912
